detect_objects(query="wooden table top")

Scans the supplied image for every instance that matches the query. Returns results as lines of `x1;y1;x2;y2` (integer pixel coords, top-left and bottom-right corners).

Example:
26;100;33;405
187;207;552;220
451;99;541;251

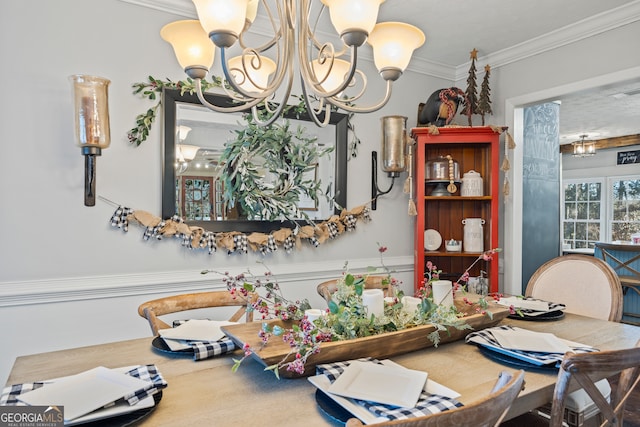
6;314;640;426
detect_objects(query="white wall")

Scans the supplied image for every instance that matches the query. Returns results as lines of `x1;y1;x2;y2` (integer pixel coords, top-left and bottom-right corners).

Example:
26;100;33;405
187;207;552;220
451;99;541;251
0;0;448;384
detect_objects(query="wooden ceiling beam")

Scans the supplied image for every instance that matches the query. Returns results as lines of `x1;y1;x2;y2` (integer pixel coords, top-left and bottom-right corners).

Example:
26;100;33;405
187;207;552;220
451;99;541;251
560;134;640;154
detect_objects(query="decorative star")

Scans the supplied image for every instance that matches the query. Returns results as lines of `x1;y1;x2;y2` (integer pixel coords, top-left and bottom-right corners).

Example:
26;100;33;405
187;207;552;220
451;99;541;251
470;48;478;59
485;64;491;72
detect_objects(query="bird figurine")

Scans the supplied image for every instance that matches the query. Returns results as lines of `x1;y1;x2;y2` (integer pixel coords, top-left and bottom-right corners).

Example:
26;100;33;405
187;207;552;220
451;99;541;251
418;87;467;126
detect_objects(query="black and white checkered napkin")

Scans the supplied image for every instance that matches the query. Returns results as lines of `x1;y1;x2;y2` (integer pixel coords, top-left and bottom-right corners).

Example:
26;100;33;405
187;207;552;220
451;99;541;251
465;325;598;366
519;297;566;315
316;359;462;421
0;364;167;406
171;320;237;361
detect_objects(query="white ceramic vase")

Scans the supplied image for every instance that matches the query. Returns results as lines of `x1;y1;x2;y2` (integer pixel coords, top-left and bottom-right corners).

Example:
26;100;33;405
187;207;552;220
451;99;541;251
462;218;485;252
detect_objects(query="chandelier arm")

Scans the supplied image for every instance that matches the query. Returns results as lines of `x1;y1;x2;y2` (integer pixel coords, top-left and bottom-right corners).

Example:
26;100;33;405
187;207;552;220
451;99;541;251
327;80;394;114
300;75;332;127
220;48;274;100
238;0;282;53
194;78;263;113
296;6;359;99
249;42;297;127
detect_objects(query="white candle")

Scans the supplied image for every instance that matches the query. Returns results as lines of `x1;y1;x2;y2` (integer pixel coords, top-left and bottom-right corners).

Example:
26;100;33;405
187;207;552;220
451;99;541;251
401;296;422;315
305;309;325;323
362;289;385;318
431;280;454;308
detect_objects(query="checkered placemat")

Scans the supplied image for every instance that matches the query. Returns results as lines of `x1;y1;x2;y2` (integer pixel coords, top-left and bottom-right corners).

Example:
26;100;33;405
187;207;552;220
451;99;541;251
0;364;167;406
171;320;237;361
315;359;462;421
465;325;598;366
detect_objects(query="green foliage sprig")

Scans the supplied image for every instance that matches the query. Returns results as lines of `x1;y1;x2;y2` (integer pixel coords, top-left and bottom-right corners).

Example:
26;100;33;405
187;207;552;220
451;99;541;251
127;75;224;146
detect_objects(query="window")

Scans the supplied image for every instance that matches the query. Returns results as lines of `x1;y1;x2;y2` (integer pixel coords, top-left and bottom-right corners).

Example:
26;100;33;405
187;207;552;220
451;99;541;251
562;175;640;248
609;176;640;241
562;180;604;249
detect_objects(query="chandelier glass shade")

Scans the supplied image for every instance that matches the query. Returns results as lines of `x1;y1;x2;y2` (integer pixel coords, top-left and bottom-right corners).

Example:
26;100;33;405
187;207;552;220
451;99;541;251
160;0;425;126
572;134;596;157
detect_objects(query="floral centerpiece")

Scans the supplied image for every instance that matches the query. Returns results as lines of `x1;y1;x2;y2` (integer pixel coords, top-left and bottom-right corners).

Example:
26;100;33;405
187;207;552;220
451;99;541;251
204;245;505;378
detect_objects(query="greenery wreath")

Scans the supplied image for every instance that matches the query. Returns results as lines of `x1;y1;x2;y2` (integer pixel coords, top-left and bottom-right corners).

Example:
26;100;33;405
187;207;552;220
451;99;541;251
219;113;334;221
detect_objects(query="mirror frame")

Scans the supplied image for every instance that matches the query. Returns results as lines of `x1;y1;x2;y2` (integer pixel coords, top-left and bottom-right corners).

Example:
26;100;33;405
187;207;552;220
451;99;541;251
162;88;348;233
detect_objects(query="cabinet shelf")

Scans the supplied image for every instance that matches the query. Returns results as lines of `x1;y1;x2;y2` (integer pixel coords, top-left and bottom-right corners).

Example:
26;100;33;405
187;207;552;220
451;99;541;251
423;251;485;257
424;196;493;201
412;127;502;294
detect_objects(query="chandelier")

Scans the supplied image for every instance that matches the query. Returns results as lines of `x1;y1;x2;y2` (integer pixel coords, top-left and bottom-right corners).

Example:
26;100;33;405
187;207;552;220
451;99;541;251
160;0;425;127
572;134;596;157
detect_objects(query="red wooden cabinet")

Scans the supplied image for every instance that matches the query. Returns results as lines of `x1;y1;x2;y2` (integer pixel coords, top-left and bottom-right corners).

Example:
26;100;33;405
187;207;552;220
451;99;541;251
411;127;501;293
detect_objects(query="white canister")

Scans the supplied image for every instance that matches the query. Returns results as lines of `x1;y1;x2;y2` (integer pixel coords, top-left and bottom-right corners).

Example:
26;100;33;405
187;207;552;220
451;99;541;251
462;218;485;252
461;170;483;196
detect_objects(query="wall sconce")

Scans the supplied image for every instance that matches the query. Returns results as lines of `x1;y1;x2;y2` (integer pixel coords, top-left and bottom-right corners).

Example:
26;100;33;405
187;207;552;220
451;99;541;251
572;134;596;157
69;75;111;206
177;125;192;142
371;115;407;210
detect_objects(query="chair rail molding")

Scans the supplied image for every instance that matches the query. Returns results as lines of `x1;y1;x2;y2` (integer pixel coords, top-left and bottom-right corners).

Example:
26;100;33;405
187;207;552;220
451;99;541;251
0;256;414;308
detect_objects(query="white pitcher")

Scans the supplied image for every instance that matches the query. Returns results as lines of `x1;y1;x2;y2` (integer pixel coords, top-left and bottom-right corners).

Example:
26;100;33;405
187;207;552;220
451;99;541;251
462;218;485;252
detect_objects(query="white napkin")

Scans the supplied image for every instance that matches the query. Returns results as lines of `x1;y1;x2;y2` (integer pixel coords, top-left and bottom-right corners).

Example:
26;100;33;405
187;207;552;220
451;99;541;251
327;360;428;408
158;319;236;343
497;297;550;312
490;328;573;354
17;367;152;422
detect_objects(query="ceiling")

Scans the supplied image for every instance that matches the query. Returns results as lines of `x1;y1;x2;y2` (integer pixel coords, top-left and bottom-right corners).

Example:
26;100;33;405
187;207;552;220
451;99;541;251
125;0;640;144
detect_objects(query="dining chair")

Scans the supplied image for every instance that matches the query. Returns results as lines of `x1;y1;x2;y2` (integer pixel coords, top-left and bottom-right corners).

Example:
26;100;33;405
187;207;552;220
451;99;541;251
511;254;624;427
344;370;525;427
594;242;640;324
525;254;623;322
138;290;256;336
317;275;394;303
547;339;640;427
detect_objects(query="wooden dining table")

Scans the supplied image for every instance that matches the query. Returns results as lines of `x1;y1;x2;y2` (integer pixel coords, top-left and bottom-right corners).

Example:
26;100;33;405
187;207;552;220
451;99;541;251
5;313;640;426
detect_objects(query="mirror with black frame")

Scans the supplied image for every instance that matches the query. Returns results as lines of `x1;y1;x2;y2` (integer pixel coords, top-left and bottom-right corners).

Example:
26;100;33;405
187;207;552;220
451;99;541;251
162;88;348;233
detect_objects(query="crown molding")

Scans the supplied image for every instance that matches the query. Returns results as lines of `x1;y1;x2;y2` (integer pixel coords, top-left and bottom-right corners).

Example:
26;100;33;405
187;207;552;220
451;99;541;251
119;0;195;17
454;1;640;81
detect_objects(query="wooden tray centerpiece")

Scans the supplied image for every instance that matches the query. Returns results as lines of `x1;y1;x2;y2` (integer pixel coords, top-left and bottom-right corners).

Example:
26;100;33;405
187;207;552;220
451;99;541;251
221;295;509;378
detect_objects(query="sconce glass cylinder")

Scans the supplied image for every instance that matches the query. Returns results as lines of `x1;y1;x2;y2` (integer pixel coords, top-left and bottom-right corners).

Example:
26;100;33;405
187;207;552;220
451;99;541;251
70;74;111;206
69;75;111;153
380;115;407;177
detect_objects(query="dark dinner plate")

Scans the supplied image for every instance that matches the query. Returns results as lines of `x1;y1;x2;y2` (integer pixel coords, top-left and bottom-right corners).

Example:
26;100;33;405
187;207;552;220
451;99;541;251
508;310;565;321
151;336;193;357
315;389;352;426
477;345;558;372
